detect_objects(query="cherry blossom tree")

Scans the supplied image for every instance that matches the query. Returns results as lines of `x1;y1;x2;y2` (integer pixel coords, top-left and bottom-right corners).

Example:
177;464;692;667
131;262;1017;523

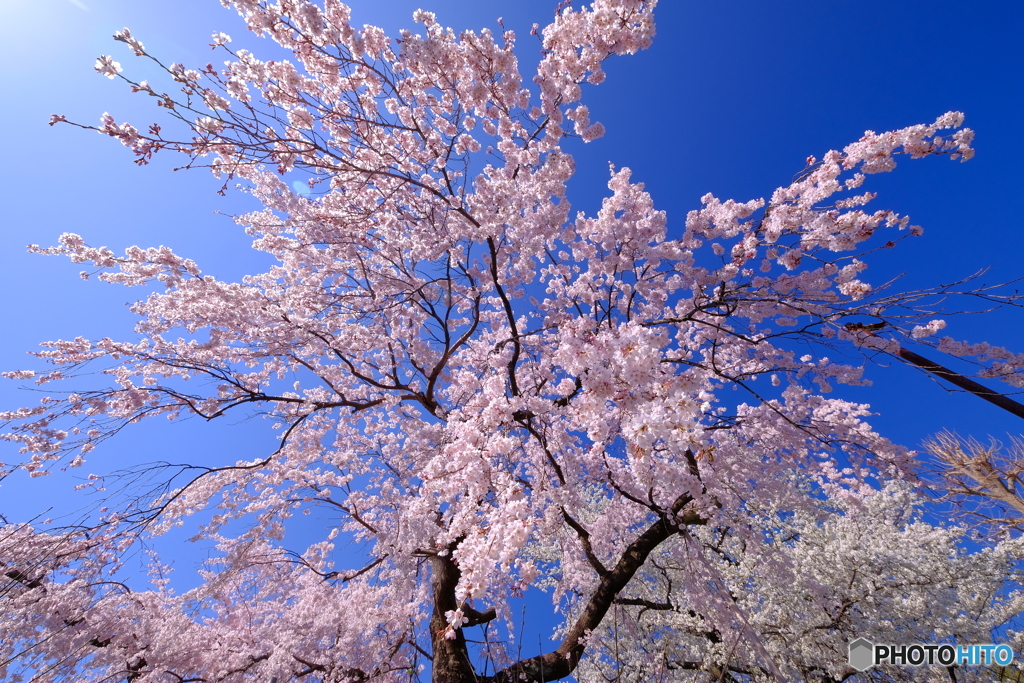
3;0;1024;682
572;481;1024;683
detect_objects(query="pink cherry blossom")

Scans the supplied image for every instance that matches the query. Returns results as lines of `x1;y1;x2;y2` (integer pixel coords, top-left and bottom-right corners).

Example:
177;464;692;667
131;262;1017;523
93;55;122;79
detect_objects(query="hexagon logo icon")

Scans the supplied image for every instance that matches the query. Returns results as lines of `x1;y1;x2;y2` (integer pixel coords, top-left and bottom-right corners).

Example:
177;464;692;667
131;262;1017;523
849;638;875;671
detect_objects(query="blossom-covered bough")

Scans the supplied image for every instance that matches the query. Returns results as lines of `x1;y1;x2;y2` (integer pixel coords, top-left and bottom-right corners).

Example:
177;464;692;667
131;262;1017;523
3;0;1024;681
574;481;1024;683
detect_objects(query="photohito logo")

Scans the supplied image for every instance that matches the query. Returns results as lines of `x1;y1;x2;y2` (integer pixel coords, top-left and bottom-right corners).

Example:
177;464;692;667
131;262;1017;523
848;638;1014;671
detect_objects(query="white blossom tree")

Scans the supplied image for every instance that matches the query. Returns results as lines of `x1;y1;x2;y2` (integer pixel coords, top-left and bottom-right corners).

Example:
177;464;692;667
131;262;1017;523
573;480;1024;683
2;1;1023;682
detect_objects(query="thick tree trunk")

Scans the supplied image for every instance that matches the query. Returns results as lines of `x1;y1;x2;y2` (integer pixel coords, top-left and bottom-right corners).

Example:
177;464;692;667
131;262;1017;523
429;553;478;683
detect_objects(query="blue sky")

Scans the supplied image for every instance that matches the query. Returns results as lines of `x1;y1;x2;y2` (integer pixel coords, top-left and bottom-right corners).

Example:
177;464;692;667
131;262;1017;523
1;0;1023;661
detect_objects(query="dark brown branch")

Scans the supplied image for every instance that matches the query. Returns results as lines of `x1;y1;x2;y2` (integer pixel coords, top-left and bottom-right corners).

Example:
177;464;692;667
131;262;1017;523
561;508;609;577
126;656;148;682
897;347;1024;420
4;568;43;589
613;597;673;611
553;377;583;407
487;236;522;397
487;493;707;683
459;601;497;628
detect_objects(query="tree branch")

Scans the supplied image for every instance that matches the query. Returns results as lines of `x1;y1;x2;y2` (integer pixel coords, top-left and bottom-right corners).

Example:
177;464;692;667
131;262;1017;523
487;493;707;683
897;346;1024;420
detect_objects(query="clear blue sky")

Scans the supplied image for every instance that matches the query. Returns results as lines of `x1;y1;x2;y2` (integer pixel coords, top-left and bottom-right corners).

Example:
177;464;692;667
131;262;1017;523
1;0;1022;649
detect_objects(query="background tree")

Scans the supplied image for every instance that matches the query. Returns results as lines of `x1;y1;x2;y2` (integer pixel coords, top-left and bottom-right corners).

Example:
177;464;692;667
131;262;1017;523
573;481;1024;683
2;0;1023;682
922;433;1024;536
